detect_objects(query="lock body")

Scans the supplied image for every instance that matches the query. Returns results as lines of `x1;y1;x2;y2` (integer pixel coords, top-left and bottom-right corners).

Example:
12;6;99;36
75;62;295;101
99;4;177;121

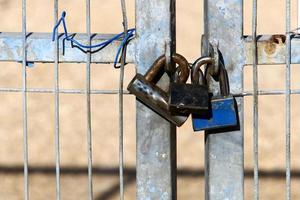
128;74;188;126
192;95;237;131
169;56;212;115
169;82;209;114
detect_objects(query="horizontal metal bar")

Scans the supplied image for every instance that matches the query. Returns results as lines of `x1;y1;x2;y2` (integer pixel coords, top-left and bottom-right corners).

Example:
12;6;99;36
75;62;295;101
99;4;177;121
0;32;135;64
0;87;130;94
244;34;300;65
241;89;300;96
1;87;299;97
4;32;300;65
1;165;300;179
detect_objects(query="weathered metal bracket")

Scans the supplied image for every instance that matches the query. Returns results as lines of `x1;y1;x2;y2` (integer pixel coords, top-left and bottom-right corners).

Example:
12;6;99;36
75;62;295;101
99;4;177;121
244;34;300;65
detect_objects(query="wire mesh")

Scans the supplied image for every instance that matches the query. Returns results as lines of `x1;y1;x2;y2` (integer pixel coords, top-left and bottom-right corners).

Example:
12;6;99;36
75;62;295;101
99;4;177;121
285;0;292;199
0;0;297;199
249;1;293;199
16;1;130;199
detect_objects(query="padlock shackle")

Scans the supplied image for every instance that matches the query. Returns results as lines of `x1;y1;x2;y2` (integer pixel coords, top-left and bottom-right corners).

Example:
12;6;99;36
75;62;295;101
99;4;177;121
203;59;230;96
191;56;214;85
218;63;230;96
144;53;190;84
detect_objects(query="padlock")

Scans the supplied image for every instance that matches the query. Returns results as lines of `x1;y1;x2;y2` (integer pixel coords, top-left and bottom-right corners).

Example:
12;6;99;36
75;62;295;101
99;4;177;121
169;56;211;115
192;63;238;131
127;53;190;127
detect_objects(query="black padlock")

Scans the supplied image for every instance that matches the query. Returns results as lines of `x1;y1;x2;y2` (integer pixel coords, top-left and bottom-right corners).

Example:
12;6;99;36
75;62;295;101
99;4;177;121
169;56;211;115
127;53;190;127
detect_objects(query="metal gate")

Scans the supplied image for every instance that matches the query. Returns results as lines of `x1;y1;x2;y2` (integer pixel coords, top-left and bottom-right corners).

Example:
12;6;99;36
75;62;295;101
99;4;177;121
0;0;298;199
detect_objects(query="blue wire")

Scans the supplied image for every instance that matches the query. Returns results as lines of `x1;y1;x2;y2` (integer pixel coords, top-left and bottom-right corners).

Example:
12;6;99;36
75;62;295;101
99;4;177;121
114;30;134;67
52;11;135;67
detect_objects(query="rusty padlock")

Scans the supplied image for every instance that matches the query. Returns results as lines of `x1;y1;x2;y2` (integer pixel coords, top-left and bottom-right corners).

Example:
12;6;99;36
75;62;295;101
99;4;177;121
127;53;190;127
169;56;211;115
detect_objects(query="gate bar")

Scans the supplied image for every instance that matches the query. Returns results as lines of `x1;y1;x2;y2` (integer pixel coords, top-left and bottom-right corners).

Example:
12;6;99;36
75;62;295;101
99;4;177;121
285;0;292;199
252;0;259;199
85;0;94;199
3;32;300;65
53;1;61;200
0;32;135;64
204;0;244;199
4;87;300;97
118;0;129;198
135;0;176;199
21;0;29;199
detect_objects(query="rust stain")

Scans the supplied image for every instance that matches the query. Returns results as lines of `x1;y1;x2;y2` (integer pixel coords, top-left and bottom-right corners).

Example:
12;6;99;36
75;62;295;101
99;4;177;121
264;34;286;55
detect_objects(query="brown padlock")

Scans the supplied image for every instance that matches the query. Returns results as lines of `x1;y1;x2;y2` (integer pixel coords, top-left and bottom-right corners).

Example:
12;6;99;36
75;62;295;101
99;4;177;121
127;53;190;127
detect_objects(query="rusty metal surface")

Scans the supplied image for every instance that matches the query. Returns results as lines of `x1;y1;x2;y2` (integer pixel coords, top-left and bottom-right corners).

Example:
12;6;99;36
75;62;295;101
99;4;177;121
128;52;189;126
128;74;188;126
144;53;189;83
0;32;135;63
244;34;300;65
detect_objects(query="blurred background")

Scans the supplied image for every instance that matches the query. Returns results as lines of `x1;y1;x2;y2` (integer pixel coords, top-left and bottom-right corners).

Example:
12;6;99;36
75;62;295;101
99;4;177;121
1;0;300;199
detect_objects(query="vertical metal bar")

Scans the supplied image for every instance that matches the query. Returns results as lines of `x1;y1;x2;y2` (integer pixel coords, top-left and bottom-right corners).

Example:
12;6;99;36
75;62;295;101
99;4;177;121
119;0;128;199
204;0;244;199
135;0;176;199
118;45;125;200
53;1;61;200
286;0;291;199
22;0;29;199
86;0;93;199
252;0;259;199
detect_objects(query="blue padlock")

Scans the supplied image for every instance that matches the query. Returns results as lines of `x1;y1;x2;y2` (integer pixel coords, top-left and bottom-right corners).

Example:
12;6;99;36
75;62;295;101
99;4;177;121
192;63;238;131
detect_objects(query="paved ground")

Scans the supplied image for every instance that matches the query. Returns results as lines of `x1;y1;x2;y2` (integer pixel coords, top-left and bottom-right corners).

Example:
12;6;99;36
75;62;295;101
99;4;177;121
1;0;300;199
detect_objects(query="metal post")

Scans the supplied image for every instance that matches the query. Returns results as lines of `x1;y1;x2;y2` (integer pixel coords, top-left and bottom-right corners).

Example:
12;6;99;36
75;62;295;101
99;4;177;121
204;0;244;199
21;0;29;199
85;1;94;199
285;0;292;199
135;0;176;199
53;1;61;200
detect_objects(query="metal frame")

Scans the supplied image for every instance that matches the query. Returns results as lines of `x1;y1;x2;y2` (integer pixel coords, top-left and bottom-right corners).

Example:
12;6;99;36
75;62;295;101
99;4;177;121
3;32;300;65
0;0;296;199
1;0;176;199
204;0;292;199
